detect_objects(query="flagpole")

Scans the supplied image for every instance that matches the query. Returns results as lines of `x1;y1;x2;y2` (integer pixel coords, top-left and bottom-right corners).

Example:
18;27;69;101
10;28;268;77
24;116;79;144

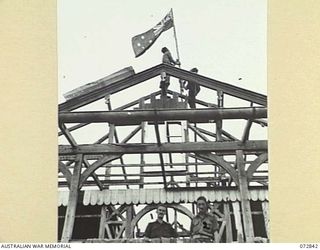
171;8;185;95
171;8;181;66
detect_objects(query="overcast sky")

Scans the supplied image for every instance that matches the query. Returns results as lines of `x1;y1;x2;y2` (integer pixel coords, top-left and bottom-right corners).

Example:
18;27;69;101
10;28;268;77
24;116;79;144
58;0;267;104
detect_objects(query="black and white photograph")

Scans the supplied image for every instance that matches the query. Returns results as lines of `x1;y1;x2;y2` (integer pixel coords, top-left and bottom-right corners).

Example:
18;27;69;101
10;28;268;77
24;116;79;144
57;0;268;243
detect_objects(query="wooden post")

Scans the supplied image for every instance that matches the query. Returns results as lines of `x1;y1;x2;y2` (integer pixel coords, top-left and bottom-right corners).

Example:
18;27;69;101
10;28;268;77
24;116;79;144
174;209;178;232
224;203;233;242
261;201;269;239
232;202;243;242
236;150;254;242
182;121;190;186
139;98;145;189
61;154;83;243
125;205;133;238
105;124;115;186
99;205;107;239
216;91;223;141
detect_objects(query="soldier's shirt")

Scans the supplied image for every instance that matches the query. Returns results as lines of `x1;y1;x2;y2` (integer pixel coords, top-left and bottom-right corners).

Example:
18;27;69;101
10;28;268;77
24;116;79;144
144;220;178;238
190;213;219;239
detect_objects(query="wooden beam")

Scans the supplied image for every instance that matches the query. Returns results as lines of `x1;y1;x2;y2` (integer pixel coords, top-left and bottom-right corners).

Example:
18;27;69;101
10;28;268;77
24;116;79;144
58;123;89;137
224;203;233;243
261;201;270;239
167;89;217;108
59;107;267;125
59;123;77;147
236;150;254;242
168;89;267;127
216;90;224;141
59;65;163;112
247;153;268;181
79;154;121;188
99;205;107;239
163;64;267;106
188;124;210;141
83;158;104;190
59;140;268;155
58;161;72;187
196;153;239;186
121;125;141;143
59;64;266;113
154;120;167;188
61;154;83;243
59;123;103;189
241;119;253;142
232;201;244;242
125;205;133;238
94;133;109;144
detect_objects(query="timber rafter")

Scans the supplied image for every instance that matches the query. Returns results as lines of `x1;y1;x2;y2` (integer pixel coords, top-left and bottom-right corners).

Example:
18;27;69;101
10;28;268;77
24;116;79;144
59;140;267;155
59;64;267;112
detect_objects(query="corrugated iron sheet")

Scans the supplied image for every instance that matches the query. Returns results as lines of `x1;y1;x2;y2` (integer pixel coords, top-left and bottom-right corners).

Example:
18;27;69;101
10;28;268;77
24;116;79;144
58;188;268;206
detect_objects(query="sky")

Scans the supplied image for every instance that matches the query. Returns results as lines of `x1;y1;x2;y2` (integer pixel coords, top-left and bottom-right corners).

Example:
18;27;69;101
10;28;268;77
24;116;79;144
57;0;268;235
58;0;267;104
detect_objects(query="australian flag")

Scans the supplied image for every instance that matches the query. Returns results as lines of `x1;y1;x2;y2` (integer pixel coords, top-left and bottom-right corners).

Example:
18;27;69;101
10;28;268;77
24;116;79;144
132;10;174;57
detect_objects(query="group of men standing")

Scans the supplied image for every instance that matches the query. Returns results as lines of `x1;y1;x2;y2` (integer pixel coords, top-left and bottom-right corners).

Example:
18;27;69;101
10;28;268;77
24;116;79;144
144;196;219;243
160;47;201;109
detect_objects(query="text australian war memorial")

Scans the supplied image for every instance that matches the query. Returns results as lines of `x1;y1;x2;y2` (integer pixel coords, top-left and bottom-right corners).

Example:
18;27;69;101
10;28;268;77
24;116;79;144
58;9;268;243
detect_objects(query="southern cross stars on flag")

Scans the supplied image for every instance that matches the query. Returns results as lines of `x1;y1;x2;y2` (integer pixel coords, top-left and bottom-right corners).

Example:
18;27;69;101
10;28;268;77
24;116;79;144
132;10;174;57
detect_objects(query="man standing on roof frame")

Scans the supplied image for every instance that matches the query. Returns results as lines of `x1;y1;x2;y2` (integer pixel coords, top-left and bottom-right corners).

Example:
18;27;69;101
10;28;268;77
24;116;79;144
160;47;180;97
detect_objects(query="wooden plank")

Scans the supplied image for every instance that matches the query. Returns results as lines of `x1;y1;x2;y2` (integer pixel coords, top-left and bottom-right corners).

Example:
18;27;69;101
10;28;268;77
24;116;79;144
167;89;217;108
224;203;233;243
196;153;239;186
83;159;104;190
216;220;226;243
98;206;107;239
167;89;266;127
58;123;89;137
59;140;268;155
163;64;267;106
105;224;113;239
61;154;83;243
59;64;162;112
232;201;243;241
216;90;224;141
59;107;267;125
125;205;133;238
188;124;210;141
79;154;121;188
59;123;77;147
105;179;140;184
94;133;109;144
140;121;146;188
59;124;103;189
241;119;253;142
154;121;167;188
58;161;72;187
121;125;141;143
236;150;254;242
247;153;268;181
63;67;135;100
261;201;269;239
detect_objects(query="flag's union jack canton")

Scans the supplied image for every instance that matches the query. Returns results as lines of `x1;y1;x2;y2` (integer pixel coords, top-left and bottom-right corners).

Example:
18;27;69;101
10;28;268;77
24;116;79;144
132;10;174;57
